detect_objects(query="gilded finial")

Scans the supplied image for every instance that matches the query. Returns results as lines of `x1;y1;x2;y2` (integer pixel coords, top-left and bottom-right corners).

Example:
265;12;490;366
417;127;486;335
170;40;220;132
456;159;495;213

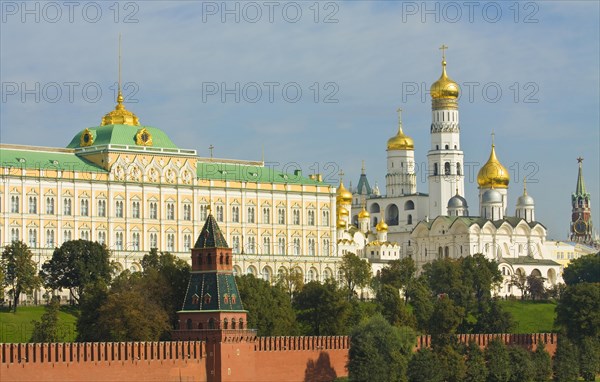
396;107;404;133
439;44;448;64
101;34;140;126
339;170;345;182
491;130;495;147
523;176;527;195
361;160;365;175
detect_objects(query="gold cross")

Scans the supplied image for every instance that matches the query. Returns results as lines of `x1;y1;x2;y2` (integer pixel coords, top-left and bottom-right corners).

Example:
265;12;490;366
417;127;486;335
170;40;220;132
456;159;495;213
439;44;448;60
491;130;495;146
338;170;345;181
396;107;403;123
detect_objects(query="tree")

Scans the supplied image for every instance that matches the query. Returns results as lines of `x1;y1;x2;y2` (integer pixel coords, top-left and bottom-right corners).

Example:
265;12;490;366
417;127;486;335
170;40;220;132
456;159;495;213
76;280;109;342
460;254;502;308
428;296;465;348
555;282;600;342
507;346;534;382
475;299;515;333
140;249;190;330
531;341;552;382
406;278;434;332
293;280;349;335
510;273;527;298
348;314;415;382
376;284;409;326
407;348;443;382
436;344;467;382
30;297;62;342
1;241;41;312
579;336;600;382
276;267;304;299
379;257;416;301
236;274;297;336
562;253;600;285
95;272;170;341
553;337;579;382
339;253;371;300
465;341;488;382
485;338;511;382
526;274;547;301
40;240;112;304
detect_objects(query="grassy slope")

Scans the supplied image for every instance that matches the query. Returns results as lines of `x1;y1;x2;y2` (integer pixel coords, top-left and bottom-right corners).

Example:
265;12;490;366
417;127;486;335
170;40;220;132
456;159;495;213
0;306;78;343
498;300;557;334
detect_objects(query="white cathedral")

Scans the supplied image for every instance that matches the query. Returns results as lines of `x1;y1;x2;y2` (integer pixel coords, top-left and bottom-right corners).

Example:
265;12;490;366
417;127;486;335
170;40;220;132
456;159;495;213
336;51;567;297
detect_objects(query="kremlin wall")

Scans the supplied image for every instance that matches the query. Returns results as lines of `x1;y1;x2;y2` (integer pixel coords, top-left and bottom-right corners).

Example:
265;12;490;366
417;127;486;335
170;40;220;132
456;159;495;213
0;333;557;381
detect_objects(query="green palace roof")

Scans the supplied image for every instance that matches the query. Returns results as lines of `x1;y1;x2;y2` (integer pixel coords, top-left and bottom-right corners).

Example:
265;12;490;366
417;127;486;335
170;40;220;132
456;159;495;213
0;146;106;172
66;124;180;149
196;162;323;185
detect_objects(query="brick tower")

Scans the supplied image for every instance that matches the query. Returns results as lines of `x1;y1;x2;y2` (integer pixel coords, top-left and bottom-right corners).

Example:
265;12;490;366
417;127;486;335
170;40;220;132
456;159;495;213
172;211;256;381
570;157;594;244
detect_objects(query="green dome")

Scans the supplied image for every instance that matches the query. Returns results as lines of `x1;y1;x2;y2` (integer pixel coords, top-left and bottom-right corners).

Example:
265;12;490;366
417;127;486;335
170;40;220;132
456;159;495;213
66;124;180;149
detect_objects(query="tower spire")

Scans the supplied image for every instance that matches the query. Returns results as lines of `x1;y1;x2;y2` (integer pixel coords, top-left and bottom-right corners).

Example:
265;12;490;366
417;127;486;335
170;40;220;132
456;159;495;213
576;157;586;195
397;107;403;133
361;160;366;175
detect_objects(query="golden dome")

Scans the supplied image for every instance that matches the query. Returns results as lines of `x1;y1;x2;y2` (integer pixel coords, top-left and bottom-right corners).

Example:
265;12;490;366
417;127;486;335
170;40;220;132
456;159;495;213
430;59;460;100
358;208;370;219
477;144;510;189
336;181;353;204
101;90;140;126
337;218;347;229
376;220;388;232
387;126;414;151
338;207;349;217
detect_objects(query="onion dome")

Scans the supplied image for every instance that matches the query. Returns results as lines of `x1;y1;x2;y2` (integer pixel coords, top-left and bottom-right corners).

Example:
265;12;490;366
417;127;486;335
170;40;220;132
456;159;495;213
477;143;510;189
430;58;460;100
387;108;414;151
338;207;349;217
517;179;535;206
482;189;502;204
447;193;468;209
376;220;389;232
101;90;140;126
337;218;347;229
336;180;353;204
358;207;370;219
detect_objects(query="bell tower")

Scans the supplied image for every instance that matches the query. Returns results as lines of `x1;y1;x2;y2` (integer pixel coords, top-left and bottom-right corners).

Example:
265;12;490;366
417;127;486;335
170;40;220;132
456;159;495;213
570;157;593;243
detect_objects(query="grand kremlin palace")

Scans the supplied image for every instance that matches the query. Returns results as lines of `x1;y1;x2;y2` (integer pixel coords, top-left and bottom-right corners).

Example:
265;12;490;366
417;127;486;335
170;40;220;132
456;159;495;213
0;89;339;303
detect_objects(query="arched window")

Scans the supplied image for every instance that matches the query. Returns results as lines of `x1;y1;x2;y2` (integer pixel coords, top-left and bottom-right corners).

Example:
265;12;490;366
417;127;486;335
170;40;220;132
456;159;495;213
239;318;244;329
231;319;236;330
456;162;461;176
369;203;380;213
404;200;415;210
407;214;412;225
445;144;449;149
220;254;223;265
434;163;438;176
444;162;451;175
444;246;449;257
438;247;443;259
223;318;229;329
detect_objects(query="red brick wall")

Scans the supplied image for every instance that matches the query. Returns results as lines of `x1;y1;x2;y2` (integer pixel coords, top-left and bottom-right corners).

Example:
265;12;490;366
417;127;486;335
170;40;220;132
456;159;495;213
0;333;557;382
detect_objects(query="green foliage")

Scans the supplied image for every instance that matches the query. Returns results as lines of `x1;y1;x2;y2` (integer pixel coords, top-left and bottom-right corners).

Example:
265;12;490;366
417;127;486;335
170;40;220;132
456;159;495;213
339;253;371;300
276;267;304;298
40;240;112;304
407;348;444;382
95;272;170;341
345;299;378;334
507;346;534;382
461;254;502;307
348;314;415;382
76;280;109;342
1;241;41;312
0;305;78;342
531;342;552;382
293;280;349;335
406;279;434;332
485;339;511;382
30;297;62;342
476;300;515;333
376;284;413;327
140;249;190;331
379;258;416;300
579;336;600;382
465;341;488;382
555;282;600;343
526;275;547;301
436;344;467;382
236;274;297;336
429;297;464;348
553;337;580;382
562;253;600;285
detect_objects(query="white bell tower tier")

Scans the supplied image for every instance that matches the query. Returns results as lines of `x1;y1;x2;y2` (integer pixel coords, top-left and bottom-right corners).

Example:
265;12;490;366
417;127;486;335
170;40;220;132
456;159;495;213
427;46;465;218
386;108;417;197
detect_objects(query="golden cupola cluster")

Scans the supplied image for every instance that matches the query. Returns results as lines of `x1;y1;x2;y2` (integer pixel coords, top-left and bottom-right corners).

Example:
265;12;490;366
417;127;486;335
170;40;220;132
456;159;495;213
101;90;140;126
430;47;460;100
375;219;388;232
477;142;510;189
358;207;370;219
387;108;414;151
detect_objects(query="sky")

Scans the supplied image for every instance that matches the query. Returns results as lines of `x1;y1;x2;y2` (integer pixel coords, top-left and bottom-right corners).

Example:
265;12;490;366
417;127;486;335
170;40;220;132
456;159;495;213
1;1;598;240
